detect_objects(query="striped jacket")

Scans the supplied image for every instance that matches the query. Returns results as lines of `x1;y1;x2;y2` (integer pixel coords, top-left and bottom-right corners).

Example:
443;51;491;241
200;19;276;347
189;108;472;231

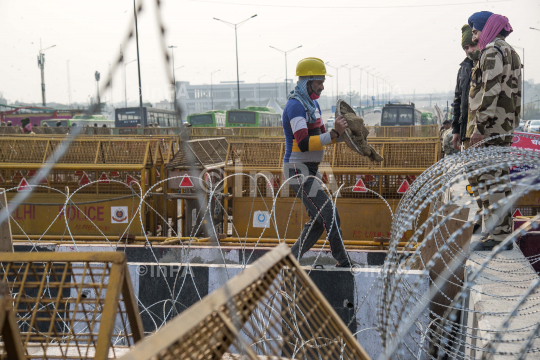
282;99;335;163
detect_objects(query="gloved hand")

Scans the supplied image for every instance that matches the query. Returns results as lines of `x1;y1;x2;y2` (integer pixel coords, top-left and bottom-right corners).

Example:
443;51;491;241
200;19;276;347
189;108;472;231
336;100;384;162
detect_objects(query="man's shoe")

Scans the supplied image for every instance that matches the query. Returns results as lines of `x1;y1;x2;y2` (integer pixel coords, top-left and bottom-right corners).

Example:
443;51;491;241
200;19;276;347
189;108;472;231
335;261;352;268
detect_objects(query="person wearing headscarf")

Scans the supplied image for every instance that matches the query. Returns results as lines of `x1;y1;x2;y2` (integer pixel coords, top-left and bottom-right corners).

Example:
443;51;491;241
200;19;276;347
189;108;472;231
466;11;522;250
452;25;477;150
282;57;351;267
453;25;485;232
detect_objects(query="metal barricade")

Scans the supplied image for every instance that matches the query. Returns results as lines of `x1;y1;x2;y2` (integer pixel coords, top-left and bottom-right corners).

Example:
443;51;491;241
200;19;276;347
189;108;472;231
0;252;144;359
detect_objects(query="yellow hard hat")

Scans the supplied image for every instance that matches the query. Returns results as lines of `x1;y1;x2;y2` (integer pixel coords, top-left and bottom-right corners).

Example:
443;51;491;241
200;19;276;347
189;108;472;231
296;57;332;77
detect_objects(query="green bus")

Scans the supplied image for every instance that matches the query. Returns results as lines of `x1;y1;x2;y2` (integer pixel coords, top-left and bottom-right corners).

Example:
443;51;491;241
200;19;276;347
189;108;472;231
187;110;226;127
225;107;281;127
421;112;434;125
41;114;114;128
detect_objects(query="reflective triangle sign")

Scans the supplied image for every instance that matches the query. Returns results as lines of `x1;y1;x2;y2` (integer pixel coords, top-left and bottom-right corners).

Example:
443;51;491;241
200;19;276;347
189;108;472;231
79;172;91;186
397;180;410;194
179;175;194;188
126;174;139;186
110;171;120;177
0;174;4;182
98;172;110;183
353;178;367;192
17;178;31;192
513;208;522;218
38;171;48;184
27;169;36;177
13;171;23;181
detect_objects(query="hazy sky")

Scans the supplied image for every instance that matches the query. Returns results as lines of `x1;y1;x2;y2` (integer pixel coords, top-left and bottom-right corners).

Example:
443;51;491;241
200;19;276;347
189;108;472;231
1;0;539;105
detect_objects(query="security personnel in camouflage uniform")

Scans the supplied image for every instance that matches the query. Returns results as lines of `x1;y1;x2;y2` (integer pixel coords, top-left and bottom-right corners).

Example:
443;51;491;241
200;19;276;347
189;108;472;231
465;11;522;249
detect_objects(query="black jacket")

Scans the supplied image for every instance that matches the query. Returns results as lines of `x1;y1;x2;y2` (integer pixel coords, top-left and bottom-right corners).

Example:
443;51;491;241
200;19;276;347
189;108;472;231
452;58;473;141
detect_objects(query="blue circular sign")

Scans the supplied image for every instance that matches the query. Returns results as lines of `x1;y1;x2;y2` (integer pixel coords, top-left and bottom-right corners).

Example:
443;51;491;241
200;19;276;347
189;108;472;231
257;213;266;223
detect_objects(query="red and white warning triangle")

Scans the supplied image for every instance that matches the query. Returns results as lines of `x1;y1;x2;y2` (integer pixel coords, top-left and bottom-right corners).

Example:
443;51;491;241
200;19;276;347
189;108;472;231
17;178;31;192
512;209;522;218
179;175;194;188
78;172;91;186
397;180;410;194
126;174;139;186
98;172;110;183
352;178;367;192
37;171;48;184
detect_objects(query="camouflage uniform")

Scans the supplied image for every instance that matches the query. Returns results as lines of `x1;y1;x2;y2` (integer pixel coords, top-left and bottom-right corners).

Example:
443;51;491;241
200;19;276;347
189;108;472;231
465;36;522;241
442;128;459;156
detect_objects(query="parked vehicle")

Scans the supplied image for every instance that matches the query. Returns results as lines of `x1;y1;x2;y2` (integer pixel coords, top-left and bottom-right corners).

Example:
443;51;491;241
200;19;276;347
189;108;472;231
380;103;424;126
527;120;540;133
326;116;335;130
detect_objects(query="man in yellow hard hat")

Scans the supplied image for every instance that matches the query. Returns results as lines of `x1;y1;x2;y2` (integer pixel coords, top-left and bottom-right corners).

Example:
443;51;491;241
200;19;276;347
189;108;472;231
282;57;351;267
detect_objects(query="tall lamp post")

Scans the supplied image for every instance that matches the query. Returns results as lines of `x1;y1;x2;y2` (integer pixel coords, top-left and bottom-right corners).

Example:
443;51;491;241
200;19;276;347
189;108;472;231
269;45;302;96
358;66;371;109
133;0;144;124
210;69;220;110
124;59;136;107
168;45;177;109
94;71;101;111
258;75;266;106
342;65;358;106
366;70;375;107
37;39;56;106
214;14;257;110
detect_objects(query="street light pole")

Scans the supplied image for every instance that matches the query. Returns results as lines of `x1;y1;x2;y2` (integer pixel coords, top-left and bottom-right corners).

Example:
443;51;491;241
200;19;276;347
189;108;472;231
133;0;144;124
214;14;257;110
269;45;302;97
168;46;177;109
357;66;371;109
342;65;357;106
211;69;221;110
37;39;56;106
326;62;345;104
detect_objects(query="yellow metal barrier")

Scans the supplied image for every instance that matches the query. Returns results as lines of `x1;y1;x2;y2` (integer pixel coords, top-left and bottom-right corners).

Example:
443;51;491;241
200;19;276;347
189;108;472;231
366;124;438;138
0;137;178;236
190;125;438;140
224;139;440;173
0;282;25;360
119;244;370;360
0;252;144;359
222;140;435;242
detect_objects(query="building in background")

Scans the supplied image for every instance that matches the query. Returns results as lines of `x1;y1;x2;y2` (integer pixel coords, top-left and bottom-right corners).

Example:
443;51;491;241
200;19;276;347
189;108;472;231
176;80;298;115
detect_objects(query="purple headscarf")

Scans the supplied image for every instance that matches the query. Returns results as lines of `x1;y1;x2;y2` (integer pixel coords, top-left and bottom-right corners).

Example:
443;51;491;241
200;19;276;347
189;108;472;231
478;14;513;49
